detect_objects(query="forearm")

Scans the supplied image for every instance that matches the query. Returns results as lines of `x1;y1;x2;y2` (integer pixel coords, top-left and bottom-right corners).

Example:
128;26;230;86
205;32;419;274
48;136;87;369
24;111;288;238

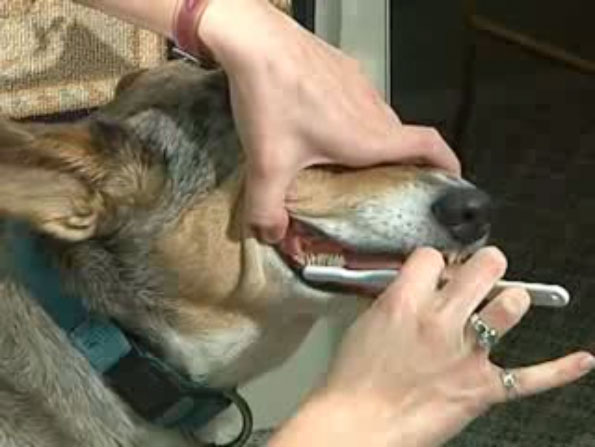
74;0;177;38
268;391;440;447
75;0;293;70
268;384;472;447
269;394;391;447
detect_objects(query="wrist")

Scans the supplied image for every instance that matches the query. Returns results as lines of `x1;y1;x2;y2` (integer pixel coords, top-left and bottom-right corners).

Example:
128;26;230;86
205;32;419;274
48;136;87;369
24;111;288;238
77;0;179;37
269;390;405;447
171;0;216;64
197;0;288;70
270;386;470;447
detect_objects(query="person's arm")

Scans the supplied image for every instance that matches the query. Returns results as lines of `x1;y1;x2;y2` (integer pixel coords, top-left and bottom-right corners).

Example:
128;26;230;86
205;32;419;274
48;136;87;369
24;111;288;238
74;0;176;37
66;6;594;444
267;393;392;447
269;247;594;447
75;0;460;243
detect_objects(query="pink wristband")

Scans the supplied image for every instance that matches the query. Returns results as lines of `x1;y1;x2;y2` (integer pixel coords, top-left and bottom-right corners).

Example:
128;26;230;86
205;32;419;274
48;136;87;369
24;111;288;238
173;0;216;66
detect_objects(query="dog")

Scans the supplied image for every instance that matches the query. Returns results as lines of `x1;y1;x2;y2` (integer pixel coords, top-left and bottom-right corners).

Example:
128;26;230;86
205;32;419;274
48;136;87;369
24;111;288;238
0;59;491;447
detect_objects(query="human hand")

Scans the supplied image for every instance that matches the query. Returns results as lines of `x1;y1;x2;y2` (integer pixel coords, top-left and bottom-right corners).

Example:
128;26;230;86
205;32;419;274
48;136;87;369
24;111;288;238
270;247;594;447
199;0;460;243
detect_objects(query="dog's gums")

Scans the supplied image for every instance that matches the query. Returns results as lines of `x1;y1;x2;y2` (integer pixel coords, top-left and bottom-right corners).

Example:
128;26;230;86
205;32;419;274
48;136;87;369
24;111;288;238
276;219;475;296
277;219;403;269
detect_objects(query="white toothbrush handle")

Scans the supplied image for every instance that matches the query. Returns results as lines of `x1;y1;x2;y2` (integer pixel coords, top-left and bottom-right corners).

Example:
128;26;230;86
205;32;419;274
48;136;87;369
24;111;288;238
302;266;570;308
493;280;570;308
302;266;396;289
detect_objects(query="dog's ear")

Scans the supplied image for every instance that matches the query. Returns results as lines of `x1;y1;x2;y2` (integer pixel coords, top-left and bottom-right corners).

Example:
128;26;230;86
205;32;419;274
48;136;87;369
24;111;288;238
115;69;148;97
0;117;149;241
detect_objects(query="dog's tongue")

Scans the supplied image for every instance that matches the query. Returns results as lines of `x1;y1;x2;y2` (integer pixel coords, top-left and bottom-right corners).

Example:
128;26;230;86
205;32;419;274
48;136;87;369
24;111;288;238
344;252;403;270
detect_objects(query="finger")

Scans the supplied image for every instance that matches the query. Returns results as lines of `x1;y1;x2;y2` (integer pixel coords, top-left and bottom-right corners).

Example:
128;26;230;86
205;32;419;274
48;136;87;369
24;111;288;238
441;247;508;322
491;352;595;403
388;126;462;175
381;247;445;309
244;159;292;244
469;287;530;342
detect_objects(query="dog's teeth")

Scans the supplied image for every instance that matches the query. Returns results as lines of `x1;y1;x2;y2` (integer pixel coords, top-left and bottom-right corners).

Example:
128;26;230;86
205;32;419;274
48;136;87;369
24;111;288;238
304;253;346;267
331;254;346;267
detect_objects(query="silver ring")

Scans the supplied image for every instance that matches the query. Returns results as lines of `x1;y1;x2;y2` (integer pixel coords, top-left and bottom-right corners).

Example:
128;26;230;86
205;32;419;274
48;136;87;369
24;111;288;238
469;313;499;350
500;369;519;400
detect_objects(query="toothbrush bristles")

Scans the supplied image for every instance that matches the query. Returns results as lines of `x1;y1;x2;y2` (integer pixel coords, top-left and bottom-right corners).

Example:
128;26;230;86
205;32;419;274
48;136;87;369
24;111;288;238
304;253;346;267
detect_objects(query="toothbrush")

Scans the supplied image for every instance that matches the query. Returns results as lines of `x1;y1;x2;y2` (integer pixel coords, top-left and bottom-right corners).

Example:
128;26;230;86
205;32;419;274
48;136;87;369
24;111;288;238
302;265;570;308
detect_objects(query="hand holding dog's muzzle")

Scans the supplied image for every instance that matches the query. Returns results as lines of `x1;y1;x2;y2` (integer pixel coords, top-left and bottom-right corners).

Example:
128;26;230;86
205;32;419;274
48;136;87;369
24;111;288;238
276;247;595;447
197;0;461;245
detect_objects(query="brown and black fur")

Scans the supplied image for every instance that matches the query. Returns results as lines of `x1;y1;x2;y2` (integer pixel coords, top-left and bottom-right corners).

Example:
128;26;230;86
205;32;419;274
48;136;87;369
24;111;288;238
0;65;245;447
0;54;487;446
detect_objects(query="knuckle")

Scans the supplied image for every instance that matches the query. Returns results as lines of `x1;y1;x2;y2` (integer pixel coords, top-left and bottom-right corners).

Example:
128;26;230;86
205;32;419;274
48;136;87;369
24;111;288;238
478;364;504;405
418;312;449;340
382;286;416;316
502;288;531;317
469;388;493;415
247;209;273;227
412;247;445;268
248;152;294;184
552;365;568;384
479;246;508;277
346;56;364;72
249;153;278;176
421;127;444;148
459;361;498;414
554;359;579;383
453;159;462;174
249;218;285;243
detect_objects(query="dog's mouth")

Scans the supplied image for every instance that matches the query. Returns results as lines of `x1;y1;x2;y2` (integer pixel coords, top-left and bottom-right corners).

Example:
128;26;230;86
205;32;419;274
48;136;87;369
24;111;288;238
276;219;474;296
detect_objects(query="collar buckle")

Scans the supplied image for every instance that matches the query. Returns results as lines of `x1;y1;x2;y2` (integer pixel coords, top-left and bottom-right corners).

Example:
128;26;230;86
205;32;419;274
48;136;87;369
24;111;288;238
104;348;232;429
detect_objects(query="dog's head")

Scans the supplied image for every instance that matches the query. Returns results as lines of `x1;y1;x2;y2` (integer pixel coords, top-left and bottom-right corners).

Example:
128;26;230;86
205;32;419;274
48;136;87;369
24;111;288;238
0;62;491;380
0;63;491;311
108;64;492;316
275;166;490;304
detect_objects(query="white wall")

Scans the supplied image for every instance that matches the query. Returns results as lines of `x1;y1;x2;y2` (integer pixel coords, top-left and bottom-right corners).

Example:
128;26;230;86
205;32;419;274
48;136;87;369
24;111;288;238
316;0;390;98
239;0;390;430
239;317;347;428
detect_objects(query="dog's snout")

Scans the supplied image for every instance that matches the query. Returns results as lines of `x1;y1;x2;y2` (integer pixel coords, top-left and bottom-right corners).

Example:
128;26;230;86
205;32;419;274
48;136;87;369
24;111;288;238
431;187;491;244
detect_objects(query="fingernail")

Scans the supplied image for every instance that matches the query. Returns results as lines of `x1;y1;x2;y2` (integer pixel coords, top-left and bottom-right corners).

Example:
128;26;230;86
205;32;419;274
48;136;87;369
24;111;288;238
253;226;281;244
264;226;283;244
579;354;595;372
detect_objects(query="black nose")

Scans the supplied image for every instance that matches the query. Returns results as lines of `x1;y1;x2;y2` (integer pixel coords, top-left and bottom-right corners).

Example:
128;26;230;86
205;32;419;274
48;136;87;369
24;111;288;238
431;187;492;244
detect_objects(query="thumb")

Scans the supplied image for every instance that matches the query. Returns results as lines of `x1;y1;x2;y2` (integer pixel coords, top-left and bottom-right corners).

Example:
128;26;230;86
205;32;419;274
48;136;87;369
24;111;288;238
244;160;292;244
384;125;461;175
